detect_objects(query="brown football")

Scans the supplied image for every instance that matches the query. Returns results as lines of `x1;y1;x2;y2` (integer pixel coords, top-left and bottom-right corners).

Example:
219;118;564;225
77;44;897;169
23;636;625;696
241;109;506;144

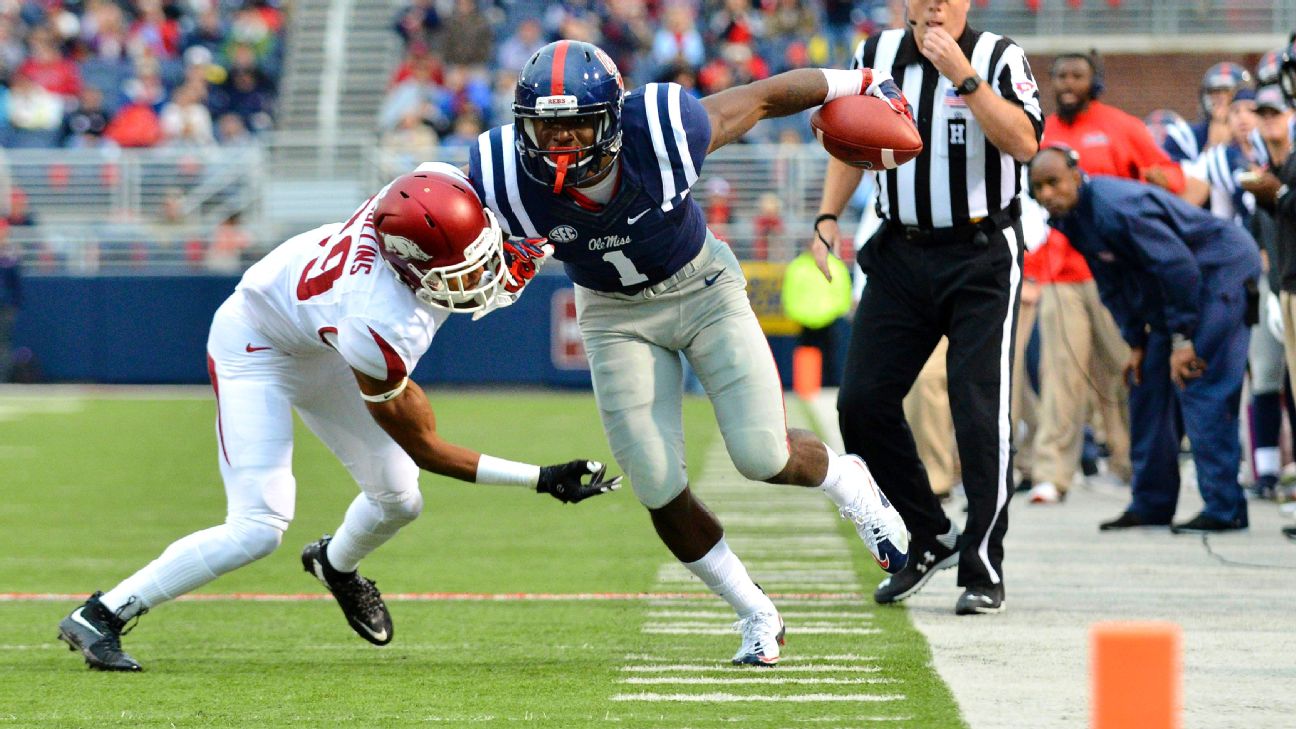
810;95;923;170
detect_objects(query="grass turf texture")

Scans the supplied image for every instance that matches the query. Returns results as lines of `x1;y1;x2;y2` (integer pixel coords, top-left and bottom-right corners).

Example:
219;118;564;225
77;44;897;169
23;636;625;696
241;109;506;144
0;391;964;728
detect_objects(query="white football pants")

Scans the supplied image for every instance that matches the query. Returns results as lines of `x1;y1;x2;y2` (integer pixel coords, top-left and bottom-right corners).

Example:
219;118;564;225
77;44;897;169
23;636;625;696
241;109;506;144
99;293;422;616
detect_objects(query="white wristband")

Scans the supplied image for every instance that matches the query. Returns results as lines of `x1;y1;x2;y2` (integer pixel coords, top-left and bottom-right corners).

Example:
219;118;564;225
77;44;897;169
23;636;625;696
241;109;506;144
476;454;541;487
822;68;867;103
359;377;409;403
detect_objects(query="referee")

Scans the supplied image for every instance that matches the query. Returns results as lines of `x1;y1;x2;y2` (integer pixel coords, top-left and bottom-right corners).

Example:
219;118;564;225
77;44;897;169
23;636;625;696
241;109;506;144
810;0;1041;614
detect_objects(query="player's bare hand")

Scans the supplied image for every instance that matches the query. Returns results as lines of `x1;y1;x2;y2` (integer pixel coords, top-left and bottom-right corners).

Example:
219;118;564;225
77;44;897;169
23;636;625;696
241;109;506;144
812;218;841;281
1020;280;1041;306
537;460;622;504
919;27;976;83
1169;345;1206;389
1124;346;1145;388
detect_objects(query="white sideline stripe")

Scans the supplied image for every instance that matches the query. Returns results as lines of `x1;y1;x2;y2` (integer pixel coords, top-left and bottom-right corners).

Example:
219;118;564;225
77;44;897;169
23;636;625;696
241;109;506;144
0;591;861;603
645;597;864;608
621;664;883;673
646;610;872;620
619;677;900;685
610;693;905;703
643;626;881;635
644;621;871;630
623;654;881;663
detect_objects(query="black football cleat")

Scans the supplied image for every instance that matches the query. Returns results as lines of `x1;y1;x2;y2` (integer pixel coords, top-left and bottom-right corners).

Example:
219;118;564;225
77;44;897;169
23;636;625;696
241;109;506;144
302;535;393;646
57;592;144;671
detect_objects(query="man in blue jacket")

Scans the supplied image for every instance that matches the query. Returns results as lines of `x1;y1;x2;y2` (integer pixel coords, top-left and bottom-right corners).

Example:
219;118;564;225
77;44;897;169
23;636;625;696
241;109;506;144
1029;145;1261;533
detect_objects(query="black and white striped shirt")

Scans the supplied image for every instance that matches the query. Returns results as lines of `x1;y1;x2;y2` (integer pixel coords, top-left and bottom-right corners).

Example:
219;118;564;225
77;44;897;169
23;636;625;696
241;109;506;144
852;27;1043;229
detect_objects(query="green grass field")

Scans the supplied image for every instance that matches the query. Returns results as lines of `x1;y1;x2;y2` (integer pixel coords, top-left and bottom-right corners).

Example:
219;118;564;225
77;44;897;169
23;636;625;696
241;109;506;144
0;391;965;728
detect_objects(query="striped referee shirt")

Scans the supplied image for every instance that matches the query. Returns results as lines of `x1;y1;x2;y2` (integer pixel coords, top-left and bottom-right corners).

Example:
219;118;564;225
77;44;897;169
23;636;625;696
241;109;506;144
852;27;1043;229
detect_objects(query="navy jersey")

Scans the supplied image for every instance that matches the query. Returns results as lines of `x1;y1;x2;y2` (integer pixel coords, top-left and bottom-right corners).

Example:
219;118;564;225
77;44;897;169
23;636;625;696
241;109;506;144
1190;142;1255;228
469;82;712;294
1159;115;1200;163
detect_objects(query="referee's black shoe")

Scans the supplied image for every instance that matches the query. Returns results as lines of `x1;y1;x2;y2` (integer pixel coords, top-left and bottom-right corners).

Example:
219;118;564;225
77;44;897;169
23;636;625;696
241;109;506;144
873;532;959;605
955;584;1005;615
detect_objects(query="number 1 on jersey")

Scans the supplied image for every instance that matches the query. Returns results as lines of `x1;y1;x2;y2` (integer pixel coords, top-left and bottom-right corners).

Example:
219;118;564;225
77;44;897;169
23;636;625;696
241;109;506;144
602;250;649;287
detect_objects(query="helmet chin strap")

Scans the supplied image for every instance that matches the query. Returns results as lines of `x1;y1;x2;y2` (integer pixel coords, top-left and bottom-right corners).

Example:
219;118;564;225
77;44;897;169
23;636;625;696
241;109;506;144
549;146;580;193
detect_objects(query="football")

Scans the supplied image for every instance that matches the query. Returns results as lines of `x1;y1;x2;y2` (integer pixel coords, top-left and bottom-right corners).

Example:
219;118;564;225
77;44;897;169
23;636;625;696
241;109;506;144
810;95;923;170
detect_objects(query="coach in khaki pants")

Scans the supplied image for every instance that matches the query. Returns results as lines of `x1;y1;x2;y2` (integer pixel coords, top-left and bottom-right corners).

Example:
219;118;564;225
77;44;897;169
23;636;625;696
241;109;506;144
903;338;960;498
1032;277;1132;499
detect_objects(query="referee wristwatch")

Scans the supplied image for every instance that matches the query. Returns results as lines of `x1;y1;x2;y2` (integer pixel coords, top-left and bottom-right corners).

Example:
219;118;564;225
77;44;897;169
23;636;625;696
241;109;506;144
954;75;983;96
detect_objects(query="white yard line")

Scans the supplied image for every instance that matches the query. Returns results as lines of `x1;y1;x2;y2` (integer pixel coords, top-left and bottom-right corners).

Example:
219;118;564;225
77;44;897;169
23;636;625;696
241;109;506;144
610;693;906;703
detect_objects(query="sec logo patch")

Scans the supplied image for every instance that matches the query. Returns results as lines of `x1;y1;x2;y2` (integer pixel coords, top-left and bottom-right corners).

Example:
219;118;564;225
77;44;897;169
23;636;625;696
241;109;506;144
549;225;578;243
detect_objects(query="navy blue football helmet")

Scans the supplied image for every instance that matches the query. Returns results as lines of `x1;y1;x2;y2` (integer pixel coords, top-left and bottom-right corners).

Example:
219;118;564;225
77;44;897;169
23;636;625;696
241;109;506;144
1200;62;1252;116
1258;48;1284;87
513;40;625;192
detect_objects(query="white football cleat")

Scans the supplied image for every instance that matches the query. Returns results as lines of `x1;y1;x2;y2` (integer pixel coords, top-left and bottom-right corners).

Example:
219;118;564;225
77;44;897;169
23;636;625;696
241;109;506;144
837;455;910;573
731;610;785;666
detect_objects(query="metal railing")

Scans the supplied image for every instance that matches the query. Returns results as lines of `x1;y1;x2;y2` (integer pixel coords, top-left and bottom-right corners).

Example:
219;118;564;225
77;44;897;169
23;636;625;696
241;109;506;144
5;137;847;274
977;0;1295;41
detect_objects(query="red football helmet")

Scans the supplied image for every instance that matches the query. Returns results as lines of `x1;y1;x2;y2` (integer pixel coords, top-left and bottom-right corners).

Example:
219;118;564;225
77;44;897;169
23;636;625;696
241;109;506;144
373;167;508;313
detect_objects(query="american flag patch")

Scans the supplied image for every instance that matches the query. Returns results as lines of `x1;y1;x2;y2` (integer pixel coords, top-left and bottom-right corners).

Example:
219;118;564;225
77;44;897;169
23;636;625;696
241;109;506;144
944;88;966;107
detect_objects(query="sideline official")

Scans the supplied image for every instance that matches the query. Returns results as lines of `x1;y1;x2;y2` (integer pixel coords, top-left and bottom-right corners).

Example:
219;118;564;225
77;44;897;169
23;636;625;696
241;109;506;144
810;0;1041;614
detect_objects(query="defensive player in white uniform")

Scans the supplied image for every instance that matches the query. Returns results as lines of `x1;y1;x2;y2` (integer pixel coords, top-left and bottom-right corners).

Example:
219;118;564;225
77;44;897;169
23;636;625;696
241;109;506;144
470;41;912;666
57;166;620;671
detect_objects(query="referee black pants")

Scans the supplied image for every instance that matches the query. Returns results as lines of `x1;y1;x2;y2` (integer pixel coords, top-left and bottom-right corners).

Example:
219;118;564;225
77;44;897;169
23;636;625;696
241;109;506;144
838;219;1023;590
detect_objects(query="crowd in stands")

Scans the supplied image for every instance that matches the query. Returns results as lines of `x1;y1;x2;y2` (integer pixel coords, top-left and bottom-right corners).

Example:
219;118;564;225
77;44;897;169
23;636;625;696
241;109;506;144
0;0;285;150
378;0;898;171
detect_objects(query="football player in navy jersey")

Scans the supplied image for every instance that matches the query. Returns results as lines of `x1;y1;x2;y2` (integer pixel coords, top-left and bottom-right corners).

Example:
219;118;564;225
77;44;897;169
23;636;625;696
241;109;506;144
468;39;914;666
1191;62;1253;158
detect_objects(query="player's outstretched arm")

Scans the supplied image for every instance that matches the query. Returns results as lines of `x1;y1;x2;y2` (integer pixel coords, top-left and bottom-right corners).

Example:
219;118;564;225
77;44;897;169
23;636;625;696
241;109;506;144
354;370;621;503
700;68;908;153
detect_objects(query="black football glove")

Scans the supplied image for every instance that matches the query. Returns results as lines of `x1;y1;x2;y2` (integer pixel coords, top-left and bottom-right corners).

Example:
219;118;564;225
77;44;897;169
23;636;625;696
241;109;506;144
537;460;622;504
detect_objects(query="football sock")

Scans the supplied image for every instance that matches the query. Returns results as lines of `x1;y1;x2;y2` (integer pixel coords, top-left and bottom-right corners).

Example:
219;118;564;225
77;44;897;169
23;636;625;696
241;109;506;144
100;517;283;618
683;538;776;619
326;491;422;573
817;445;856;508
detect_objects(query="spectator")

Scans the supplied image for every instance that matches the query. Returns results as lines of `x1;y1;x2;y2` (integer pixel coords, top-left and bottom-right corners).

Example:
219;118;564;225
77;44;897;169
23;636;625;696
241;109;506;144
160;81;214;146
378;56;444;133
215;111;253;145
1030;147;1260;533
766;0;818;41
751;192;784;262
393;0;440;50
128;0;182;60
496;19;546;72
0;221;18;383
708;0;765;47
209;53;275;132
61;86;111;147
442;0;494;69
8;71;64;133
205;212;250;274
379;110;438;178
104;80;163;148
439;111;481;149
651;4;705;74
80;0;131;62
226;6;278;68
127;54;168;111
18;28;81;101
599;0;653;82
434;66;491;132
0;17;26;74
182;6;227;58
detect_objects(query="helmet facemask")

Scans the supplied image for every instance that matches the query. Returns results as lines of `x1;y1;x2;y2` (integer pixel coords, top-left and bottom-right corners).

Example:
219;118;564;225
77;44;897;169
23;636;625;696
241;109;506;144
516;106;622;193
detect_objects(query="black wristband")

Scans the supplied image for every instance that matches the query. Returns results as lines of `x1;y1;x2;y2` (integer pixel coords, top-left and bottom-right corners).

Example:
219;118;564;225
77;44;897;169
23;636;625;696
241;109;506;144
813;214;838;248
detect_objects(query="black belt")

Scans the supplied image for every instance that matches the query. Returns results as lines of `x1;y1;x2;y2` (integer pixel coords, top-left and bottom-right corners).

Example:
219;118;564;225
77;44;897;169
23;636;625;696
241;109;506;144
887;199;1021;246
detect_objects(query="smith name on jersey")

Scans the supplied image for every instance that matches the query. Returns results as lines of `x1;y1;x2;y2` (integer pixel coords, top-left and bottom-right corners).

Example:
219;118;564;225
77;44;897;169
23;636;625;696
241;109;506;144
470;82;711;294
